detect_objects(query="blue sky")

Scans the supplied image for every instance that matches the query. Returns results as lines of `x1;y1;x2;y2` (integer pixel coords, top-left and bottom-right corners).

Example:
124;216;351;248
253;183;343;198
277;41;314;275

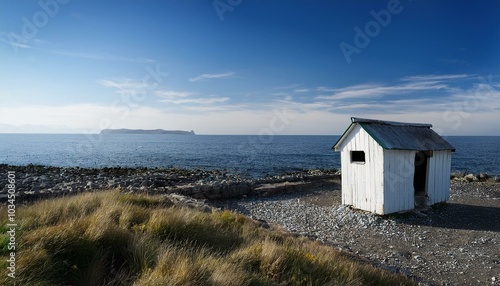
0;0;499;135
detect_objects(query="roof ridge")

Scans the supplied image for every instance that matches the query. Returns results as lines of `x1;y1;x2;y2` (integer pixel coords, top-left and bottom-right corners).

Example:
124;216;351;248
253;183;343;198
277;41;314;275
351;117;432;128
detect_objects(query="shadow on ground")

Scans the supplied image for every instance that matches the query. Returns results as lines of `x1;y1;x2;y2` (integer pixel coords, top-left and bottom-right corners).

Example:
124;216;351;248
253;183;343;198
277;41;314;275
407;203;500;232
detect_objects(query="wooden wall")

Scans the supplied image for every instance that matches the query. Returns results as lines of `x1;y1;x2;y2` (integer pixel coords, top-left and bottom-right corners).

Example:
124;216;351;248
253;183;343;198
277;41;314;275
382;150;416;214
426;150;452;204
338;125;384;214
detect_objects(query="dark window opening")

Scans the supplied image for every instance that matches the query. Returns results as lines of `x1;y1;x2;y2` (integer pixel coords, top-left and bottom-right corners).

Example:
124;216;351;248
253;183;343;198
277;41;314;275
351;151;365;163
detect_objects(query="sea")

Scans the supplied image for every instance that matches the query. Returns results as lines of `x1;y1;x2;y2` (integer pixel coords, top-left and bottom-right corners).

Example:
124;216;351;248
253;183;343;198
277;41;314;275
0;134;499;178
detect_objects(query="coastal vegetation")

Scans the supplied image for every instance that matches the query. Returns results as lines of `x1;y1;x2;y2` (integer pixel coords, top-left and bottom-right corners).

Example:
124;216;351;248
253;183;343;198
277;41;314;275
0;190;416;286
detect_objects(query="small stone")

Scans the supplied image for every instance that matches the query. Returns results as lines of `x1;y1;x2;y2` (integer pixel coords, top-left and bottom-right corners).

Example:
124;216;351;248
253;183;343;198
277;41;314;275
30;186;40;192
464;174;477;182
479;173;489;180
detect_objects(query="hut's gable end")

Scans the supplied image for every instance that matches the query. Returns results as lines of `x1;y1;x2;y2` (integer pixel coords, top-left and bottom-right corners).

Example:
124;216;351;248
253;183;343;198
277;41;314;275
337;125;384;213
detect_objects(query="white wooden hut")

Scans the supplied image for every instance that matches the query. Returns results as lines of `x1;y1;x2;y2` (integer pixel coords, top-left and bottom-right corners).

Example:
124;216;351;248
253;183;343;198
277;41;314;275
333;117;455;215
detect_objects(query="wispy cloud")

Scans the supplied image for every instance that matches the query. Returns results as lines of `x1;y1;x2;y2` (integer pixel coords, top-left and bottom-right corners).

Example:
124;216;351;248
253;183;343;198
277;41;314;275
316;86;335;92
156;90;194;99
53;50;155;64
269;73;497;120
0;32;32;49
293;88;310;93
400;74;472;82
328;98;441;114
315;74;470;101
182;104;247;112
315;83;424;100
99;78;152;96
271;92;290;97
189;71;234;82
0;33;155;63
160;97;230;105
156;90;229;105
316;83;387;100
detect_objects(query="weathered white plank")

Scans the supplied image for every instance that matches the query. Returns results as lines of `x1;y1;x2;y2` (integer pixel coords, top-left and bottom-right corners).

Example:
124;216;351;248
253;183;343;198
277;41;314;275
437;152;444;203
444;151;452;202
427;152;436;204
436;150;452;203
383;150;415;214
425;151;452;205
374;137;384;213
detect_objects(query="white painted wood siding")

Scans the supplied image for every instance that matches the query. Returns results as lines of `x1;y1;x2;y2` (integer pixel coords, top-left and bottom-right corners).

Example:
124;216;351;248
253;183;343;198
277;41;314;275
426;151;452;204
383;150;416;214
338;125;384;213
337;123;452;215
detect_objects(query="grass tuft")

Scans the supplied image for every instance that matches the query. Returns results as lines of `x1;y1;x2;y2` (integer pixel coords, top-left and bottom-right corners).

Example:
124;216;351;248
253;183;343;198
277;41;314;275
117;192;171;208
0;190;417;286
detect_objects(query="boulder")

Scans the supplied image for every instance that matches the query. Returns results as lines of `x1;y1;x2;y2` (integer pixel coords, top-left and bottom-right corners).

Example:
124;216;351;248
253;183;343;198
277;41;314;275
478;173;490;180
464;174;477;182
153;180;167;187
30;186;40;192
221;182;251;198
86;181;98;189
166;193;212;212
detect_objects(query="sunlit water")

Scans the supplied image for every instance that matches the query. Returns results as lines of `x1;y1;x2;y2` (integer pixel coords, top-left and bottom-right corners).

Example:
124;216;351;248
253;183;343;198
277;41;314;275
0;134;498;178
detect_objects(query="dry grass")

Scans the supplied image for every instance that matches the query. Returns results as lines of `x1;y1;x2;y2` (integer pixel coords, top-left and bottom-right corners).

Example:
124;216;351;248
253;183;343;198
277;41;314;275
0;190;417;286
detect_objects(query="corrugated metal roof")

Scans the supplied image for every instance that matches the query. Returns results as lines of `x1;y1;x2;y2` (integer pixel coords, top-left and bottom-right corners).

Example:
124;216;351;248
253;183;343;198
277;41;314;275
333;117;456;151
352;117;432;128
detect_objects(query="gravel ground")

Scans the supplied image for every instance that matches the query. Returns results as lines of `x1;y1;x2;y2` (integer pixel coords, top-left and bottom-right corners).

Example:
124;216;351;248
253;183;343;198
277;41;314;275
213;179;500;286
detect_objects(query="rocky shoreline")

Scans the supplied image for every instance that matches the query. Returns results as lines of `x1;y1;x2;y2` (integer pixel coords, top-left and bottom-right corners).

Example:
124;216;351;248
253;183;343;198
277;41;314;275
1;164;497;203
0;164;339;202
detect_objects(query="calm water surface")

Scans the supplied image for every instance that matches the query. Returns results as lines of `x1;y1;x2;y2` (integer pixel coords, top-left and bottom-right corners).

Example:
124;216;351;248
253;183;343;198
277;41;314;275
0;134;498;178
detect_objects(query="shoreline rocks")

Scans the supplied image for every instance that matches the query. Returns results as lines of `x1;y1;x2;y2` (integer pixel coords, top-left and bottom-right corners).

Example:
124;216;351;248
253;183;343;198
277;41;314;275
450;171;499;183
0;164;340;202
0;164;497;203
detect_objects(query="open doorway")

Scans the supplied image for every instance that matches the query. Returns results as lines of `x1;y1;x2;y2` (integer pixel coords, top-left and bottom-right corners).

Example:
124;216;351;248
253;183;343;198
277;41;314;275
414;151;430;207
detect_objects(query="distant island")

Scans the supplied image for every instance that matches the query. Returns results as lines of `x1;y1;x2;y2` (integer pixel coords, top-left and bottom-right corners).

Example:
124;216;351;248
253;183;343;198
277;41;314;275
100;129;195;135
